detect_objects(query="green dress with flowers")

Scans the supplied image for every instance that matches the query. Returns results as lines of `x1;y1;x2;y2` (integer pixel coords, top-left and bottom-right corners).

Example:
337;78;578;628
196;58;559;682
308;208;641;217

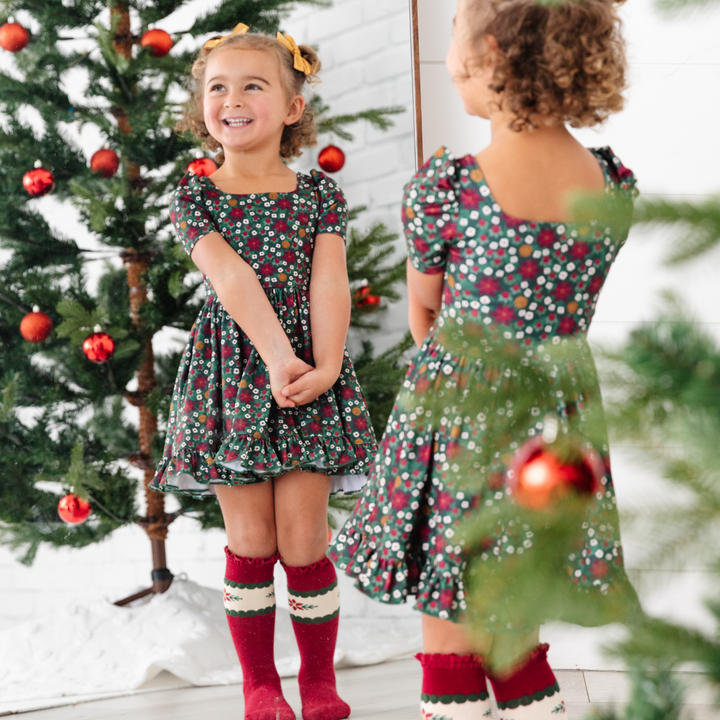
150;169;376;496
329;147;639;622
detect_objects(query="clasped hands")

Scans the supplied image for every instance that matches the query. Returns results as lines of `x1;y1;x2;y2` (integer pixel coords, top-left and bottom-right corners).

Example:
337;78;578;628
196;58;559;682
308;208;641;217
268;355;338;409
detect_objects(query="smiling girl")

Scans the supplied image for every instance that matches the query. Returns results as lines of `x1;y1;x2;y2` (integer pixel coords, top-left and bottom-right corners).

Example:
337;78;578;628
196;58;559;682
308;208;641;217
150;25;375;720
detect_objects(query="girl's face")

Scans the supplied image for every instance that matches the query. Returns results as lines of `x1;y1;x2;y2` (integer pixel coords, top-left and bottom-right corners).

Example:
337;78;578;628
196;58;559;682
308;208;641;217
203;48;304;157
446;0;498;119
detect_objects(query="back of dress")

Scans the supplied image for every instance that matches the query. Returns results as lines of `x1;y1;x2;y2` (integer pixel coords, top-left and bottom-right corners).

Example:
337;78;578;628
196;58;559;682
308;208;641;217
403;147;638;342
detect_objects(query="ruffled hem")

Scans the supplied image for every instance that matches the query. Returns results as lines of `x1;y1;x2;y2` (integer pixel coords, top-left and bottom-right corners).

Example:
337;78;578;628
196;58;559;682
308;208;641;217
149;430;372;497
328;522;466;621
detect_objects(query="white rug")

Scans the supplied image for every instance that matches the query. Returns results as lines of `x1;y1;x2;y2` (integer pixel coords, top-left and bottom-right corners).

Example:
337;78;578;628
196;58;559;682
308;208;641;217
0;578;422;709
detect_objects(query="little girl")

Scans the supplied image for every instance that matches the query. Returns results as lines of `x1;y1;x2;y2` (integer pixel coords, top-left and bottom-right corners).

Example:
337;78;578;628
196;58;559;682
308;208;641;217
150;25;376;720
330;0;638;718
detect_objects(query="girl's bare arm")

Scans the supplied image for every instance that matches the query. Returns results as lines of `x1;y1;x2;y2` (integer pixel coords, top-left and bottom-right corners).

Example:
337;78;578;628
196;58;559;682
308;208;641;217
407;259;444;347
282;233;350;405
191;232;312;408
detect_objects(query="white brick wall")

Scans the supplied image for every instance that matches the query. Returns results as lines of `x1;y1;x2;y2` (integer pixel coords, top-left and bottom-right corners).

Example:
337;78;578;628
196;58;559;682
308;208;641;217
0;0;417;633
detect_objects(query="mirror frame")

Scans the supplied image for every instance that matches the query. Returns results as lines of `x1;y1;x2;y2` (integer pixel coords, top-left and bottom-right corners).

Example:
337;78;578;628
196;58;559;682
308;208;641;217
410;0;424;168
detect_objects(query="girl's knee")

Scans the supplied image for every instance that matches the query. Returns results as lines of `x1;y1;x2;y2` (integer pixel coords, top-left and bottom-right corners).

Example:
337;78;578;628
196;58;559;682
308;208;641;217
226;517;278;559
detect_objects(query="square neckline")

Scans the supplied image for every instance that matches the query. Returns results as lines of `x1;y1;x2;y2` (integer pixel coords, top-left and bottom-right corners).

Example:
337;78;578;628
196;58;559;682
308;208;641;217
464;147;613;228
197;170;309;198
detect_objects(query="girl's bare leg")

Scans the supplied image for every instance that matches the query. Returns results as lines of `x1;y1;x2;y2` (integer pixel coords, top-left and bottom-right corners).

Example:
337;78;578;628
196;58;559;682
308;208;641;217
216;480;277;558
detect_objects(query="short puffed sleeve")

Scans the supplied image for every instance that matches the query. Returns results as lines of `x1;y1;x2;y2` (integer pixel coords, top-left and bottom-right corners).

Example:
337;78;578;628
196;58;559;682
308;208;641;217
311;170;348;242
168;174;220;256
402;147;461;275
594;146;640;200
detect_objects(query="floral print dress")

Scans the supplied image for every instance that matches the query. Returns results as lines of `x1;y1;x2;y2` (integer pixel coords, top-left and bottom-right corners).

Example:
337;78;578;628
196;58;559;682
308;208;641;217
150;170;376;496
329;147;638;621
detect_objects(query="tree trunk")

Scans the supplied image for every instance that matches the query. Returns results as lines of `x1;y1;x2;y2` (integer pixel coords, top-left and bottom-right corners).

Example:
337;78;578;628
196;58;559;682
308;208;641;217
113;3;172;596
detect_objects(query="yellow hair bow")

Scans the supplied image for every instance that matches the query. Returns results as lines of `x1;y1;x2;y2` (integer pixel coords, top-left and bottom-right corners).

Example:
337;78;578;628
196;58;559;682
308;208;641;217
203;23;249;52
276;31;314;76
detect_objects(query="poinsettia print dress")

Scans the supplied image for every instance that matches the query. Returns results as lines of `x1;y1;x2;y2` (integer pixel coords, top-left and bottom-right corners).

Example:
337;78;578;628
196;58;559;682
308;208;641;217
150;170;376;496
329;147;639;622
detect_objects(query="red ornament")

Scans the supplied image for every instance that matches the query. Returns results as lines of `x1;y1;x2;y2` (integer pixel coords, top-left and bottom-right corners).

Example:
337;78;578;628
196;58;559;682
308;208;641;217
141;29;173;58
23;168;55;197
90;148;120;178
318;145;345;173
187;158;217;177
507;438;603;511
20;306;53;343
58;494;91;525
0;22;29;52
82;331;115;364
328;526;332;543
353;285;381;312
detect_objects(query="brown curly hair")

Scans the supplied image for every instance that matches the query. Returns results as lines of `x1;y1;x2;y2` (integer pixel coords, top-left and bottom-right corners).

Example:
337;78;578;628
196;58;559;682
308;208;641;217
465;0;628;131
177;32;321;162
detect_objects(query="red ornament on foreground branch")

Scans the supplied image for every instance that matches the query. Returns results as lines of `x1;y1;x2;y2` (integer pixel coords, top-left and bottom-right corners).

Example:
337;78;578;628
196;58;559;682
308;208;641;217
82;329;115;364
187;158;217;177
141;29;173;57
58;494;91;525
0;22;29;52
20;306;53;343
507;436;603;511
318;145;345;173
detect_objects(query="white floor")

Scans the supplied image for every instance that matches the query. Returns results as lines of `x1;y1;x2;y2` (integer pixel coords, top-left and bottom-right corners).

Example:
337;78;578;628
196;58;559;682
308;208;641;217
6;660;720;720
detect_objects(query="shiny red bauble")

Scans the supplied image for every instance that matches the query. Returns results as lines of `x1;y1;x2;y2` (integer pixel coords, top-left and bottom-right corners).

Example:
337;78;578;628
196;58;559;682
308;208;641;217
353;285;381;312
141;28;173;57
187;158;217;177
23;168;55;197
90;148;120;178
58;494;91;525
318;145;345;173
82;332;115;364
20;308;53;343
507;438;603;511
0;22;29;52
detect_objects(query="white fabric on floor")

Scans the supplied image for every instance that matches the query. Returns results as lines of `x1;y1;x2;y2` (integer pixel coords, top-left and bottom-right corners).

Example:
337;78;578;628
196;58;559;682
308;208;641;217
0;579;422;705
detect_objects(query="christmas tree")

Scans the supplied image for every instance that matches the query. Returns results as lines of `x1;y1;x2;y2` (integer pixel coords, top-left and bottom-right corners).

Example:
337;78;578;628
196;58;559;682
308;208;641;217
0;0;407;600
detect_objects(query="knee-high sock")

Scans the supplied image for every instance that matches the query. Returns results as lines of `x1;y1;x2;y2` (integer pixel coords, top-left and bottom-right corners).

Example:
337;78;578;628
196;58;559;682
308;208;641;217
283;557;350;720
416;653;492;719
224;548;295;720
486;644;566;719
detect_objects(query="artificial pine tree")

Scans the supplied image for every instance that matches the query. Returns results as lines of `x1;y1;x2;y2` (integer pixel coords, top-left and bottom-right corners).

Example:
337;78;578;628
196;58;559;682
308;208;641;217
0;0;407;600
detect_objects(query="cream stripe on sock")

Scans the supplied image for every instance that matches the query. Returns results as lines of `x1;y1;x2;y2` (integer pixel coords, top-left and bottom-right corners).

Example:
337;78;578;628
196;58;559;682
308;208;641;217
287;579;339;623
498;689;566;719
223;579;276;617
421;698;492;720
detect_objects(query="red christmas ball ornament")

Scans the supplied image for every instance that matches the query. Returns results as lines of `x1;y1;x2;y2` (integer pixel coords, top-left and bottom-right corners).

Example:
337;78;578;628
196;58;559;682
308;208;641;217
90;148;120;178
20;306;53;343
141;28;173;58
82;329;115;364
23;167;55;197
187;158;217;177
0;22;29;52
353;284;381;312
58;494;91;525
507;437;603;511
318;145;345;174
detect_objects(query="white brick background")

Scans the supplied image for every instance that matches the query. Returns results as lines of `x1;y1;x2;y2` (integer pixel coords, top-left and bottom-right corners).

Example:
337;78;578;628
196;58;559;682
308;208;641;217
0;1;417;633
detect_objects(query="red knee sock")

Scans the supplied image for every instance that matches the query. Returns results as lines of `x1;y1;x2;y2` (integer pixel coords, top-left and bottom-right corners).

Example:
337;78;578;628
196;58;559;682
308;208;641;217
486;644;566;718
416;653;491;719
283;557;350;720
224;548;295;720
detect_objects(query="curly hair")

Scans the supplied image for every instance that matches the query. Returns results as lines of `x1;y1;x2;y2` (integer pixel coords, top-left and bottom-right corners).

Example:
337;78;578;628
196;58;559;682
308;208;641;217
177;32;321;162
466;0;627;131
